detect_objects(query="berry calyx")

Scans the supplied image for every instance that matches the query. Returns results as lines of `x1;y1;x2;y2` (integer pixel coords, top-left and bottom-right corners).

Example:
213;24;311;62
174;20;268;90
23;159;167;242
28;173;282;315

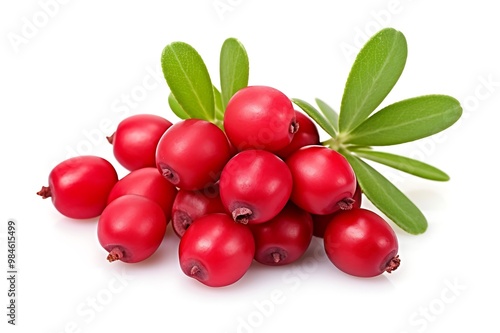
276;110;320;159
156;119;231;191
286;146;356;215
324;208;399;277
98;195;167;263
250;202;313;266
179;213;255;287
272;252;283;263
337;197;356;210
232;207;253;225
37;186;51;199
106;247;124;262
220;150;293;224
385;255;401;273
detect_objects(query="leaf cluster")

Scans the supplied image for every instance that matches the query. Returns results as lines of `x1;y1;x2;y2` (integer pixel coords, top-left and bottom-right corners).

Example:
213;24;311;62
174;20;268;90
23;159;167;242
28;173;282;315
160;28;463;234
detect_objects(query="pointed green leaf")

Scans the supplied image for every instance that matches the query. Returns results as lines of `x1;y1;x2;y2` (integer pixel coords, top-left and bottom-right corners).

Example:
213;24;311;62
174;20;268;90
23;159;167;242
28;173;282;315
315;98;339;133
339;28;407;133
168;93;190;120
161;42;215;121
351;148;450;181
346;95;462;146
213;86;224;122
220;38;249;110
343;153;428;234
292;98;337;138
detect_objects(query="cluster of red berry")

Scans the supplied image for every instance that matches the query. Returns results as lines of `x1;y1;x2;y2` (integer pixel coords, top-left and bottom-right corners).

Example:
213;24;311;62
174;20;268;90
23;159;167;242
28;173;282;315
38;85;399;287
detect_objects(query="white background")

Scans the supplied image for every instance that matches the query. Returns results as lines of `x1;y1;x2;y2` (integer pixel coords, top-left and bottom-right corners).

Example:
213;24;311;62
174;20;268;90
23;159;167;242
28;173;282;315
1;0;499;332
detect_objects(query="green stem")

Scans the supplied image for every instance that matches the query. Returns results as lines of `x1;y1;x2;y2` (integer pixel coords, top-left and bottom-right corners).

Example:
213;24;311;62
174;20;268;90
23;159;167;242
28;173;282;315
322;133;350;152
321;138;335;146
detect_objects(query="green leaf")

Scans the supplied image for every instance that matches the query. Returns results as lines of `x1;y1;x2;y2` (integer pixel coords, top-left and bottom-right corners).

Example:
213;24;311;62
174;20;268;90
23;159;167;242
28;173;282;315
213;86;224;122
292;98;337;138
343;153;428;234
161;42;215;121
168;93;190;120
220;38;249;110
315;98;339;133
346;95;462;146
351;148;450;181
339;28;407;133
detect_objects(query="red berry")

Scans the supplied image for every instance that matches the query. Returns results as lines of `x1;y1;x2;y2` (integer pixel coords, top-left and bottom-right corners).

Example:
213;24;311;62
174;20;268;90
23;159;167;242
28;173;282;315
107;114;172;171
171;184;226;238
107;167;178;222
275;110;320;159
98;195;167;263
156;119;231;191
250;203;313;266
178;213;255;287
286;146;356;215
224;86;298;152
37;156;118;219
312;182;362;238
219;150;293;224
323;208;400;277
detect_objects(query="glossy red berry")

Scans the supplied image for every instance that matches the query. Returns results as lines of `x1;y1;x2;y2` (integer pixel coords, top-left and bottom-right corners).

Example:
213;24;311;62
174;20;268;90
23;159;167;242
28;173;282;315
286;146;356;215
312;182;362;238
98;195;167;263
219;150;293;224
107;167;177;222
171;184;225;238
224;86;298;152
275;110;320;159
250;203;313;266
156;119;231;191
37;156;118;219
323;208;400;277
178;213;255;287
107;114;172;171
